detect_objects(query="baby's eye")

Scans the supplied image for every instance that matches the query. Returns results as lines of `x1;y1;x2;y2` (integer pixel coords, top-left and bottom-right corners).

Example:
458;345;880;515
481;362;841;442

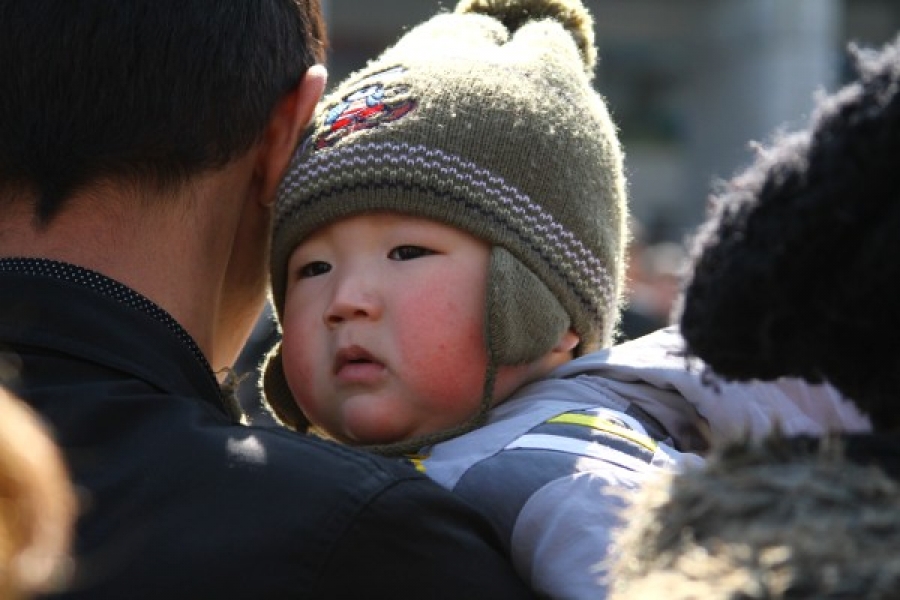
298;261;332;278
388;245;435;261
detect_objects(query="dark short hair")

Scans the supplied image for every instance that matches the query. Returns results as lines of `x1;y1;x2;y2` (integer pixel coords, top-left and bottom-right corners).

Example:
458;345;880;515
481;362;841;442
680;35;900;430
0;0;327;222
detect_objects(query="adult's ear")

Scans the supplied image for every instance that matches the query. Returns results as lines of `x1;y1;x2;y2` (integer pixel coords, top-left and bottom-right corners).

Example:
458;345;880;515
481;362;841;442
256;65;327;206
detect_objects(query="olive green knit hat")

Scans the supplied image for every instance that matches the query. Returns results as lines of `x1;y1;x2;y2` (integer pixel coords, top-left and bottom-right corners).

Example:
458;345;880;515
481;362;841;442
263;0;629;437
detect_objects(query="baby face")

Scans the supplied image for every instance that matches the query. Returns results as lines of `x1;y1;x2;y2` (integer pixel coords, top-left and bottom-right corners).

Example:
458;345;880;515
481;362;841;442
280;212;494;445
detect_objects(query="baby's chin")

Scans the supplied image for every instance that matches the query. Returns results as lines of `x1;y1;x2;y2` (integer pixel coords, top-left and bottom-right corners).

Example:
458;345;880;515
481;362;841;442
337;395;418;446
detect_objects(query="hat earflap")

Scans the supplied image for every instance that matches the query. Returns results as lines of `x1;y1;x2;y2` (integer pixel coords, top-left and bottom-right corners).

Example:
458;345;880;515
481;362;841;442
486;246;571;365
261;342;310;432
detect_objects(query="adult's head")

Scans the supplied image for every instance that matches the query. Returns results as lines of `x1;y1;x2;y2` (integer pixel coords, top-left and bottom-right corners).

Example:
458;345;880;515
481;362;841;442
0;0;328;370
0;0;326;223
680;35;900;430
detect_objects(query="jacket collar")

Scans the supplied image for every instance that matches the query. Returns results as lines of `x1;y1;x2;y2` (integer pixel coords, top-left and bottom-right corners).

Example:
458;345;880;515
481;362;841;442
0;258;231;415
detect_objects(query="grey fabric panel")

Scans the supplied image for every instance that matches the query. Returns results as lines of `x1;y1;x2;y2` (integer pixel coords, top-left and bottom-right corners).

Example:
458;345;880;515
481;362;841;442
452;407;662;549
452;448;581;551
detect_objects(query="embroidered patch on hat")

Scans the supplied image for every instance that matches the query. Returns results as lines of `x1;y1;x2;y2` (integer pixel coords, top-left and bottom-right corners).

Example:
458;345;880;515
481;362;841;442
315;66;417;149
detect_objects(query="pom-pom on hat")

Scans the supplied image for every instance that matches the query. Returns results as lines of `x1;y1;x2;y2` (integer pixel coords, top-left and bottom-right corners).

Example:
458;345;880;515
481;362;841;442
264;0;628;441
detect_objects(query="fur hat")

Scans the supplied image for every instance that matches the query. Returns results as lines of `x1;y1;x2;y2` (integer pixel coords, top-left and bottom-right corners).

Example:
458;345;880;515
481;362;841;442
679;35;900;430
263;0;628;441
607;434;900;599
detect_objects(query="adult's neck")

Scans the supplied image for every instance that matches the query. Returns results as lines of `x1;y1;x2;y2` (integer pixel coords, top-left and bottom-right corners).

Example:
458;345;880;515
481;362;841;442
0;159;265;372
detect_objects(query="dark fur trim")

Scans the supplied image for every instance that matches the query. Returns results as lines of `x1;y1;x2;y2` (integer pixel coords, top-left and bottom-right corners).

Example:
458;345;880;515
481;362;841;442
608;434;900;599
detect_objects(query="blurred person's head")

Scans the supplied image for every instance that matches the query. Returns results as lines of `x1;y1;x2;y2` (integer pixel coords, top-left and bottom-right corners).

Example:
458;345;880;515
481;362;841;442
641;241;688;323
0;388;75;598
680;35;900;431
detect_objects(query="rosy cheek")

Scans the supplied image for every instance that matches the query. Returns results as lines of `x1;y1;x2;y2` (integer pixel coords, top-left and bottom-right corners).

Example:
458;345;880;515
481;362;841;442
394;281;488;410
280;326;322;415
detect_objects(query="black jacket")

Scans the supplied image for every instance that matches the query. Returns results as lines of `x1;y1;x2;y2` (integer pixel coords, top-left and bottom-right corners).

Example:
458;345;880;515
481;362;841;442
0;259;533;599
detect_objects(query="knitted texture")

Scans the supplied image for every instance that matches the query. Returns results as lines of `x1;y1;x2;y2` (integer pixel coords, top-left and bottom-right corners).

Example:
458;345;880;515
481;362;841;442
679;35;900;429
265;0;628;436
607;435;900;599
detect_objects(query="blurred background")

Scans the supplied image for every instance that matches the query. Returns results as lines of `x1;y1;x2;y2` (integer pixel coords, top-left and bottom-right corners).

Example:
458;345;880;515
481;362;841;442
237;0;900;421
322;0;899;243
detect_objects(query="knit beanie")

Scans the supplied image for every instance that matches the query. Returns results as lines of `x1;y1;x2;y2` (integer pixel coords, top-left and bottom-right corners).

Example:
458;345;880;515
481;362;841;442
263;0;628;443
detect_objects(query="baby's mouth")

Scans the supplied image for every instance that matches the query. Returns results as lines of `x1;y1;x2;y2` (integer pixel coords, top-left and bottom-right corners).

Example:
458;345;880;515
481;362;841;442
333;345;381;374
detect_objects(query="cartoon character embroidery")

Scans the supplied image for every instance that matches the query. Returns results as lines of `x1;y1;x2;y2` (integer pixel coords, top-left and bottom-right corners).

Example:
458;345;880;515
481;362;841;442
315;67;417;149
